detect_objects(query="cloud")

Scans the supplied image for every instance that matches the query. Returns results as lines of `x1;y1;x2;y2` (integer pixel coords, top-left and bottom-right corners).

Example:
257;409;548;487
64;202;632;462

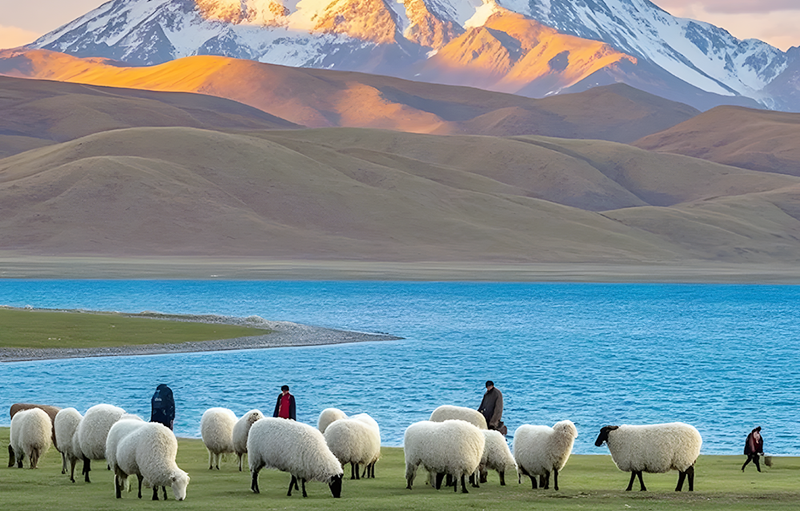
656;1;800;15
0;25;41;50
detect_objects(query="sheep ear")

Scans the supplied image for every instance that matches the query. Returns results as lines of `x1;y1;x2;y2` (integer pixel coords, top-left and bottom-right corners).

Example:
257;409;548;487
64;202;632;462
605;426;619;431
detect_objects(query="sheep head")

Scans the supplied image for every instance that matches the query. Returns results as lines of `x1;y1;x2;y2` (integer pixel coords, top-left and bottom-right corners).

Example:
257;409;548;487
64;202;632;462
328;473;343;498
171;471;190;501
594;425;619;447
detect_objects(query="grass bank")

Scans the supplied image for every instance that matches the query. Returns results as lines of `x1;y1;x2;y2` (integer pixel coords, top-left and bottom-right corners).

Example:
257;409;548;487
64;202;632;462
0;308;267;350
2;428;798;510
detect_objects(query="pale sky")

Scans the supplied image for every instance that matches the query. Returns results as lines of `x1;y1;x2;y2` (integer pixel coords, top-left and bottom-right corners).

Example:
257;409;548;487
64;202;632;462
0;0;798;51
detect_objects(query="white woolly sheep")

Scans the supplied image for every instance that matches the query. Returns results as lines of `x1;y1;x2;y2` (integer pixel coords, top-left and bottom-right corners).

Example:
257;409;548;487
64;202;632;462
54;407;83;482
76;403;126;482
430;405;487;430
248;417;344;498
232;409;264;472
404;419;485;493
10;408;52;469
9;403;60;470
200;407;237;470
476;429;517;486
351;413;381;478
115;422;190;501
594;422;702;491
318;408;348;433
324;418;381;481
514;420;578;491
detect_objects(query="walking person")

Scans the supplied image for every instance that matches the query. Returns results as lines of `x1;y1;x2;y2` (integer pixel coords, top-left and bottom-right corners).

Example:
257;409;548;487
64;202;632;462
273;385;296;420
478;380;506;435
742;426;764;472
150;383;175;430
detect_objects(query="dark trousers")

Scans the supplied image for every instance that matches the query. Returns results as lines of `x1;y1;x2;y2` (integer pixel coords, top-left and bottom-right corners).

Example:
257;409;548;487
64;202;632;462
742;453;761;472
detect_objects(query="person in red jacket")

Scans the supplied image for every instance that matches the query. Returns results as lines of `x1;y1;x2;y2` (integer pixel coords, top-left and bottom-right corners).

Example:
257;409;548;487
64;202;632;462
742;426;764;472
273;385;296;421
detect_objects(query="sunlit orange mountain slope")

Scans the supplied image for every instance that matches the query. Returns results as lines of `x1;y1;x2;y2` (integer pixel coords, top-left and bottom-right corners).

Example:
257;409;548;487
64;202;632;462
0;49;697;143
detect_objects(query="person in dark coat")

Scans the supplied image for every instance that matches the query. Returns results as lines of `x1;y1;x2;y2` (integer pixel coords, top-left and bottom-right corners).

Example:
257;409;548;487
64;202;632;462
742;426;764;472
478;380;505;435
150;384;175;430
273;385;296;420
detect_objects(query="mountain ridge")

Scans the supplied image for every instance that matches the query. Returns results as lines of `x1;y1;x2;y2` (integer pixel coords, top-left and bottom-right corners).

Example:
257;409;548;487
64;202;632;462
23;0;800;111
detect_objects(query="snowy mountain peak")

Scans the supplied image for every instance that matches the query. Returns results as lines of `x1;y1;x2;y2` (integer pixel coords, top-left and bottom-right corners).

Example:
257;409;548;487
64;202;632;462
24;0;799;111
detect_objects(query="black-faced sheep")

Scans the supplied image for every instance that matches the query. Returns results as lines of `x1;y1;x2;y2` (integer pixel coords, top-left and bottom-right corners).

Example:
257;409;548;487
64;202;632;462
594;422;702;491
248;417;344;498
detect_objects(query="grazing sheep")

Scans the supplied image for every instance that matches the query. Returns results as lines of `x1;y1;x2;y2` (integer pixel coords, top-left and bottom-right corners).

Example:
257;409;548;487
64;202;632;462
9;408;52;469
106;417;146;490
9;403;60;470
248;417;344;498
76;403;126;483
54;408;83;482
232;409;264;472
324;418;381;481
476;429;516;486
318;408;348;434
430;405;487;430
404;419;485;494
514;420;578;491
351;413;381;478
594;423;702;492
200;407;237;470
115;422;190;501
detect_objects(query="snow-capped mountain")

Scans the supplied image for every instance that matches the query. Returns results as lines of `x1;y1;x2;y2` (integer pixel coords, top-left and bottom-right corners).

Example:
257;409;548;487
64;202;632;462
25;0;800;111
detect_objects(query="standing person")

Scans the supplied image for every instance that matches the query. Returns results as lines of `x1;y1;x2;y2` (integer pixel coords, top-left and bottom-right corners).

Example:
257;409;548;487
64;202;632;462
742;426;764;472
478;380;506;435
273;385;296;421
150;384;175;430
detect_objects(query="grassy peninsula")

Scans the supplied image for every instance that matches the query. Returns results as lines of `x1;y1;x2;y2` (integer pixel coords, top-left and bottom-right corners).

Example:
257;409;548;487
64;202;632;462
2;427;799;510
0;307;266;350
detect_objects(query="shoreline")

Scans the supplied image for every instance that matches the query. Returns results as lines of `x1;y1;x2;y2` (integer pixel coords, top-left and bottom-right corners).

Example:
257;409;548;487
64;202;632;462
0;308;402;363
3;256;800;283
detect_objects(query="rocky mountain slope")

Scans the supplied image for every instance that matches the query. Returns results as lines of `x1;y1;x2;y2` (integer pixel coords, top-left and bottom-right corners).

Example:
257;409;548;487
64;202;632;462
22;0;799;111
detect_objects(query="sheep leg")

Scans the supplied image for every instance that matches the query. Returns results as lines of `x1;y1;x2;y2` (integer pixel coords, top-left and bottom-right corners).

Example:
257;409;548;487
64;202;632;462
162;486;167;500
553;468;560;491
543;471;550;490
7;445;14;467
405;464;417;489
531;474;538;489
469;472;479;488
355;462;360;480
301;478;308;498
237;454;243;472
61;452;67;474
69;456;77;483
137;475;143;499
152;486;159;501
435;472;445;490
687;466;695;491
460;474;469;494
115;475;122;499
30;448;40;469
540;474;547;489
637;471;647;491
287;475;296;496
625;471;636;491
251;464;262;493
294;478;300;491
499;470;506;486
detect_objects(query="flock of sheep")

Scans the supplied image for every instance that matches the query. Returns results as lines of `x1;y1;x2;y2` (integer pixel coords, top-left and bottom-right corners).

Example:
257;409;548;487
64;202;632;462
6;401;703;500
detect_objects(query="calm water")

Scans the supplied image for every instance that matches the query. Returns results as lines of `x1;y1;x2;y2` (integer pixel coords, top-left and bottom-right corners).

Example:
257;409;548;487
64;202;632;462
1;280;798;455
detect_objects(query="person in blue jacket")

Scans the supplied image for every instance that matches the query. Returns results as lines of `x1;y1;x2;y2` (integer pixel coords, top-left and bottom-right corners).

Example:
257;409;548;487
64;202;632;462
150;384;175;430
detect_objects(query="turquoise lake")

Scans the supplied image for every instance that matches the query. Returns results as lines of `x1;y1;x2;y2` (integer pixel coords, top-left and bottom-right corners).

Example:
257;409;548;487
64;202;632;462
1;280;797;455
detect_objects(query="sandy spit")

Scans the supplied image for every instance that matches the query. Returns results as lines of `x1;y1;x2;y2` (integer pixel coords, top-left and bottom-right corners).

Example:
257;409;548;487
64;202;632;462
0;309;401;363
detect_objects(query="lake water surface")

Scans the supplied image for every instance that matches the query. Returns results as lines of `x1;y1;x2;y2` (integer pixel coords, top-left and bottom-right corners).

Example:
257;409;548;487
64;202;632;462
1;280;797;455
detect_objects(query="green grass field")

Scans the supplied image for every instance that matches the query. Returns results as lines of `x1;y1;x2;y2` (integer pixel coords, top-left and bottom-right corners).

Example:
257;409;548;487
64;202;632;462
0;308;266;349
2;427;798;511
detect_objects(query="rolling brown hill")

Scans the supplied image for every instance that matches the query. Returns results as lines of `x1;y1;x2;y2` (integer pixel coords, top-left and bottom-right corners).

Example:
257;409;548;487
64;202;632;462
634;106;800;177
0;74;298;158
0;49;698;143
2;126;800;265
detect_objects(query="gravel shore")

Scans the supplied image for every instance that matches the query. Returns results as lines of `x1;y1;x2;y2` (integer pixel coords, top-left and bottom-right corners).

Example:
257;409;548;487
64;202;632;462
0;311;401;363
